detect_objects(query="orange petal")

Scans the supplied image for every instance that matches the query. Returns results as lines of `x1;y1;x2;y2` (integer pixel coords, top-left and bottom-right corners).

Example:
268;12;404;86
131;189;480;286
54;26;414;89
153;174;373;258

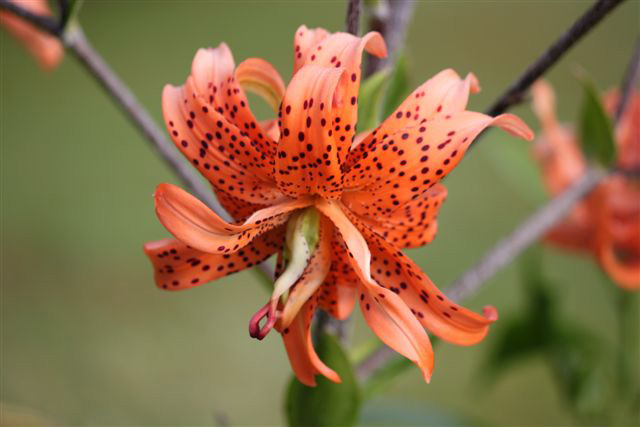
598;243;640;290
154;183;312;254
144;227;284;290
347;69;480;167
344;111;533;215
333;201;498;346
595;176;640;290
317;236;360;320
357;184;447;249
276;65;346;198
316;198;434;382
281;215;334;327
531;81;586;197
0;0;63;70
189;44;277;155
235;58;286;113
162;84;283;205
615;91;640;171
212;186;266;222
293;25;330;73
297;30;387;153
280;298;341;386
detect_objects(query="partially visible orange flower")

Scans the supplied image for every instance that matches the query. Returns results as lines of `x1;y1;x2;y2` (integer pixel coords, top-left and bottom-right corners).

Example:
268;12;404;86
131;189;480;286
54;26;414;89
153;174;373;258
532;81;640;290
0;0;63;70
144;26;533;386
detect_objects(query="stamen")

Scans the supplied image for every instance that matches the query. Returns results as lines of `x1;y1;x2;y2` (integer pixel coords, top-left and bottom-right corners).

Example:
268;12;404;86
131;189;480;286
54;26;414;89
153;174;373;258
249;302;278;340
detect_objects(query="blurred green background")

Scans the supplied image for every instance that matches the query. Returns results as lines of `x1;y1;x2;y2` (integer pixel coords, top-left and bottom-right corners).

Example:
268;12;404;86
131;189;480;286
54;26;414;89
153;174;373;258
1;0;638;425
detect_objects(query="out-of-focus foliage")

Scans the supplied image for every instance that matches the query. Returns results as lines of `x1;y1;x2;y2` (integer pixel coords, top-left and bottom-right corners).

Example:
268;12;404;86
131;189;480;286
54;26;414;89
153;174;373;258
484;250;614;423
357;68;390;132
577;77;617;167
286;333;360;427
381;54;410;119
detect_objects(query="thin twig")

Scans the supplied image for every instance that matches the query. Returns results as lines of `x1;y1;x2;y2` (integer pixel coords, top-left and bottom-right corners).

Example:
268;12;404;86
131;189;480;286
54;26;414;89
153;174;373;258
364;0;415;77
65;28;222;213
485;0;625;118
346;0;360;36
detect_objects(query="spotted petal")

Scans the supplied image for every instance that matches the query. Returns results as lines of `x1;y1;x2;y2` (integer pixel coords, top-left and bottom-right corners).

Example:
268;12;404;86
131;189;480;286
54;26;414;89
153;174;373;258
144;226;284;290
338;202;498;346
294;28;387;157
343;111;533;216
356;184;447;249
163;83;282;205
154;183;313;254
317;235;359;320
316;198;434;382
276;65;346;198
347;69;480;168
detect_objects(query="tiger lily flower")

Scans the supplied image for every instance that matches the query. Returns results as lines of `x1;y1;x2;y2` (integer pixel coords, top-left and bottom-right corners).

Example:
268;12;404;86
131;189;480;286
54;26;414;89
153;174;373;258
0;0;63;70
144;26;533;386
531;81;640;290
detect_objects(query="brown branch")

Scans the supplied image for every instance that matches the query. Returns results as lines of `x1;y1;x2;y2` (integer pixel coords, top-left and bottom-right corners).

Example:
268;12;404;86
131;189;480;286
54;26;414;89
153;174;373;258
346;0;360;36
485;0;625;118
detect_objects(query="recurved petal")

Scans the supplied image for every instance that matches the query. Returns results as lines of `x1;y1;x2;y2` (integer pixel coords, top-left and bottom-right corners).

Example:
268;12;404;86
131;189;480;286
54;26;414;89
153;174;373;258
316;198;434;382
154;183;312;254
276;65;346;198
144;227;284;290
300;31;387;154
332;202;498;346
293;25;330;73
595;177;640;290
163;84;283;205
0;0;63;69
189;44;277;155
531;81;586;197
280;298;341;386
347;70;480;167
344;111;533;216
598;242;640;290
235;58;286;113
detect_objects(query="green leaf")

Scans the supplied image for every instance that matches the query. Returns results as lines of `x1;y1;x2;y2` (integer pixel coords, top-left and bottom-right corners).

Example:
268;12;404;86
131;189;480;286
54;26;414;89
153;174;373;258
577;78;616;167
286;333;361;427
357;70;390;132
382;54;410;119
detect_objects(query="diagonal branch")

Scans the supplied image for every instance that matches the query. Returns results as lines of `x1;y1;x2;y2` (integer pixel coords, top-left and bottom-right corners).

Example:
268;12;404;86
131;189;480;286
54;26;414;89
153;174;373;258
345;0;360;35
485;0;625;118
